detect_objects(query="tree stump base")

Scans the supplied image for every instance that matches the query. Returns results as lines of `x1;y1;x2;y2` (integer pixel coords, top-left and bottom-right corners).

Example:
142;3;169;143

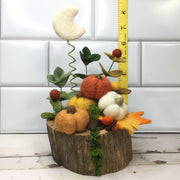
47;120;132;176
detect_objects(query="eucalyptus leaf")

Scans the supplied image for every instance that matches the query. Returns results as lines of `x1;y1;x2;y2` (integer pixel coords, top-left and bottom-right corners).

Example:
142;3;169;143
75;73;87;79
104;52;126;63
66;91;77;99
41;112;55;120
55;72;71;88
90;54;101;61
50;100;62;113
47;74;59;83
82;47;91;57
98;63;109;76
108;70;123;77
59;91;67;101
99;63;123;77
54;67;64;79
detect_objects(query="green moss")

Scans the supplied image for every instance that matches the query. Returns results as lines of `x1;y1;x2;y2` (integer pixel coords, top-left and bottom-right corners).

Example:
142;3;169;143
89;127;103;176
88;104;102;121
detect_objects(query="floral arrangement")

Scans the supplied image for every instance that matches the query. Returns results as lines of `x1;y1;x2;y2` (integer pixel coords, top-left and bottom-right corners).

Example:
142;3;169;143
41;6;151;176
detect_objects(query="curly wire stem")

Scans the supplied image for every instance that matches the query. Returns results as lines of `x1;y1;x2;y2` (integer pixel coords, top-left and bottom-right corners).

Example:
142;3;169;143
67;40;78;92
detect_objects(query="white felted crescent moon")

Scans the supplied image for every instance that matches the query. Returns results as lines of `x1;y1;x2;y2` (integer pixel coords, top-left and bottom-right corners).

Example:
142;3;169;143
53;6;85;40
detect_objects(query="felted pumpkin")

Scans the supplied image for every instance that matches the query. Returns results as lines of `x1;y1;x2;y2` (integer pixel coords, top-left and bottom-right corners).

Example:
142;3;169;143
55;105;89;134
98;91;128;120
80;75;112;100
68;94;95;110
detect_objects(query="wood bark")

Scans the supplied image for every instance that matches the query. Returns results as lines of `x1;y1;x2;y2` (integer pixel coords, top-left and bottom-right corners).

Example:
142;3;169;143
47;120;132;176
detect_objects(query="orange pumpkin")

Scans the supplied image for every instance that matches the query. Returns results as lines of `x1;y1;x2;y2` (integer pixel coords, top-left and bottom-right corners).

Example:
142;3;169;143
55;105;89;134
80;75;112;100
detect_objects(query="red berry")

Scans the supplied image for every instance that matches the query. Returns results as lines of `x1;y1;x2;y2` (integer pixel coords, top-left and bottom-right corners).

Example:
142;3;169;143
112;49;122;58
50;89;60;101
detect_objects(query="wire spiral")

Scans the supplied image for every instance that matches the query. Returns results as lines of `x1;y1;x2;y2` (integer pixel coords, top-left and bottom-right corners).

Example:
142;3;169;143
67;40;78;92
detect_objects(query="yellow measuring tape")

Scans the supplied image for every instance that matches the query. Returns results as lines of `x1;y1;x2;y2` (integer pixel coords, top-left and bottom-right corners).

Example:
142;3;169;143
118;0;128;104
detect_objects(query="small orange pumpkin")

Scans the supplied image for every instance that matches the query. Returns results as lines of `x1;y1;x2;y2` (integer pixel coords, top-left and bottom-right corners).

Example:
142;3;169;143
80;75;112;100
55;105;89;134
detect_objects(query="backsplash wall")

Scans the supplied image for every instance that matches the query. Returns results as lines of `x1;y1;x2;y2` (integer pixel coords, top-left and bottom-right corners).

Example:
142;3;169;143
1;0;180;133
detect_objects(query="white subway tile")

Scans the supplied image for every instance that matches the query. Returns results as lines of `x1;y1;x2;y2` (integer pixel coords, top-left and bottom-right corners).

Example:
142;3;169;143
49;41;140;87
95;0;118;40
1;0;92;39
95;0;180;40
0;87;75;133
0;41;48;86
128;42;140;86
142;42;180;86
129;88;180;132
1;88;51;133
129;0;180;40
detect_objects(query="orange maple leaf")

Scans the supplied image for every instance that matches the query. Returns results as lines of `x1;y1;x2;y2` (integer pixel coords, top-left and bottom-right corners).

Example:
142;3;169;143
112;112;151;135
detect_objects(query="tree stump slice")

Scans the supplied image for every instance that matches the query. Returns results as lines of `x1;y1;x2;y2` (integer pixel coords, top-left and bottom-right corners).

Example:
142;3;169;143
47;120;132;176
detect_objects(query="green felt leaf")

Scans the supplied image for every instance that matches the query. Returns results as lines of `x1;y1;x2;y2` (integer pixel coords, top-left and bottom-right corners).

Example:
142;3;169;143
54;67;64;79
66;91;77;99
90;54;101;61
47;75;59;83
55;72;71;88
75;73;87;79
50;100;62;113
59;91;67;101
82;47;91;57
41;112;55;120
80;51;90;65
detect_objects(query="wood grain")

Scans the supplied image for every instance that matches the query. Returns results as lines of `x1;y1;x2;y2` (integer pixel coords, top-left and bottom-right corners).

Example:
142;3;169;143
47;120;132;175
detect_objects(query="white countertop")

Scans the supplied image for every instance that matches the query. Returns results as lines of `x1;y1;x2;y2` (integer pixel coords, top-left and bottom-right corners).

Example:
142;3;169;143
0;134;180;180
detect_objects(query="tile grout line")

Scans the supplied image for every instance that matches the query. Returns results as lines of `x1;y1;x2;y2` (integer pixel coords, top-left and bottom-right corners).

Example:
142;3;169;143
140;41;142;87
47;41;50;87
0;88;1;133
0;0;1;38
91;0;95;41
0;0;1;132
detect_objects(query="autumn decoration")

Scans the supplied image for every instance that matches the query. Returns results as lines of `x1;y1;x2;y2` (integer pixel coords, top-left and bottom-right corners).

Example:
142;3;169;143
41;6;151;177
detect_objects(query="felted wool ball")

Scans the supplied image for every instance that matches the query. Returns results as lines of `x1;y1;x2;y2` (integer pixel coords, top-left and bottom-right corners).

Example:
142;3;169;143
50;89;60;100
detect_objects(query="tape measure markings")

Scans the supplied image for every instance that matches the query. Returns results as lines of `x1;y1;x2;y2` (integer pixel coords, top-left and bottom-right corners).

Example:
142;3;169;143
118;0;128;104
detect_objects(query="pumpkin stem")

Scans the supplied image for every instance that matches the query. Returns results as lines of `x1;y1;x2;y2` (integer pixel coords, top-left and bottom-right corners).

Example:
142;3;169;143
95;74;102;80
76;92;84;98
115;96;124;106
67;105;77;114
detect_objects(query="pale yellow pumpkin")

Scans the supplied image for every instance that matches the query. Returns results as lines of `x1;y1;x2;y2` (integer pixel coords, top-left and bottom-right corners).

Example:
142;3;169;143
68;96;95;110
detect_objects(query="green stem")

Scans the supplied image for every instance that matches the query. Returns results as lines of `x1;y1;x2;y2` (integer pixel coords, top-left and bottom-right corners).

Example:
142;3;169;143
85;65;88;76
108;61;115;72
67;40;78;92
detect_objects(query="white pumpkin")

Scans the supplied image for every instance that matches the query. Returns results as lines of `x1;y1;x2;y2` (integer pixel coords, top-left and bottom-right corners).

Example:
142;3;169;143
98;91;128;120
